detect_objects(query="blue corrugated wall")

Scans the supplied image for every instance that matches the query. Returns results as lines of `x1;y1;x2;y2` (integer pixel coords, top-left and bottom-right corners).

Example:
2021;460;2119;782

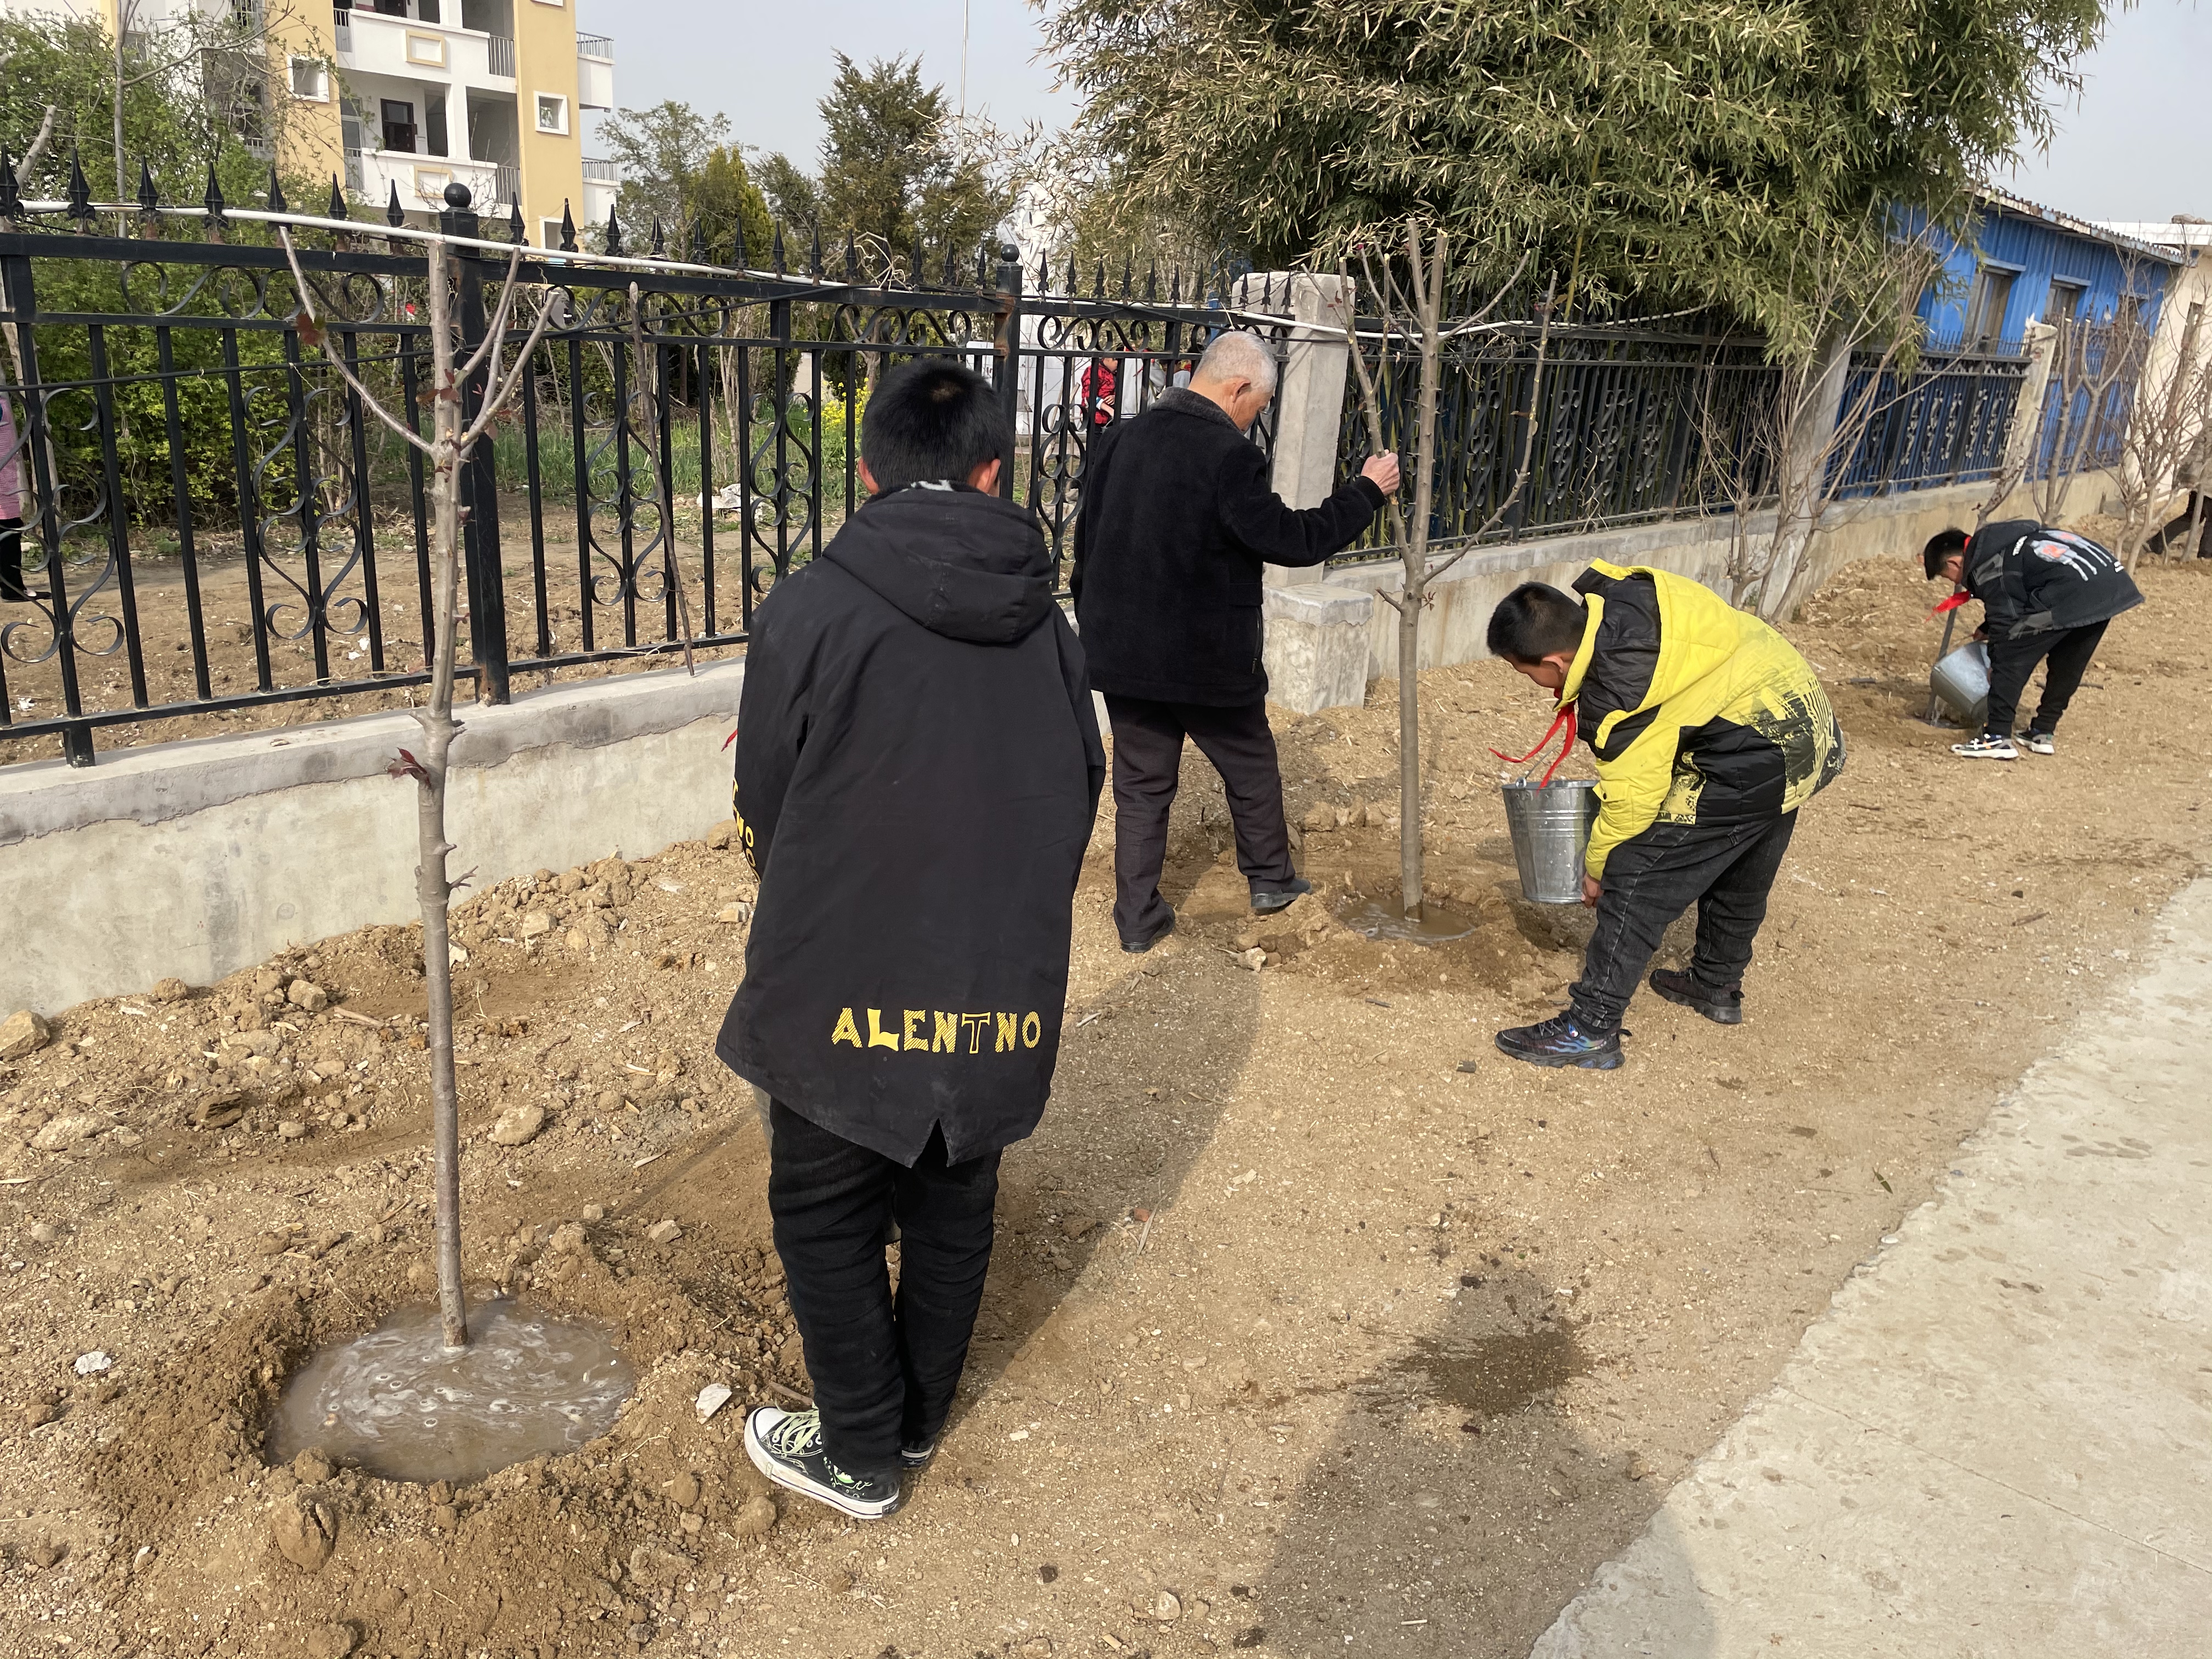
1921;200;2171;350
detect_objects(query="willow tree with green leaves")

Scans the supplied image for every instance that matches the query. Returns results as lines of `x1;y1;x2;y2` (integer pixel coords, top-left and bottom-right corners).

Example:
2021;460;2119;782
1040;0;2104;354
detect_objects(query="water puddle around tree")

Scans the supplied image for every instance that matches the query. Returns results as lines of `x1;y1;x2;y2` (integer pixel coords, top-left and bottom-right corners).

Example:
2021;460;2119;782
268;1300;634;1485
1336;894;1481;944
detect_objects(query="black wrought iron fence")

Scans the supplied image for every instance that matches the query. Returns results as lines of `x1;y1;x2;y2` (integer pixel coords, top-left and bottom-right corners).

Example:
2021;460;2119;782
0;183;1272;766
1328;324;1785;565
1831;348;2028;496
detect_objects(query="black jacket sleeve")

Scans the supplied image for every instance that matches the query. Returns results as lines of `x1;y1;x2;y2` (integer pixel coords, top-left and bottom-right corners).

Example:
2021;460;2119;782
730;592;810;878
1069;421;1122;609
1216;442;1384;568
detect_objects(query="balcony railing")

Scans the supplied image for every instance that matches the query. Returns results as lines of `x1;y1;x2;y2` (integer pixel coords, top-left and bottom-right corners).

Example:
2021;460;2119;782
494;162;521;208
582;156;619;183
487;33;514;76
577;33;614;59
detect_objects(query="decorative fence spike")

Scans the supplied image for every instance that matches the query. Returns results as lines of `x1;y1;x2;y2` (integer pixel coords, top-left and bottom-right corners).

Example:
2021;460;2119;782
510;201;526;245
911;225;925;287
1147;259;1158;302
772;222;785;276
137;160;160;214
1065;253;1077;297
1093;259;1105;299
1121;255;1132;299
1171;267;1182;304
385;180;404;227
328;174;348;221
846;232;858;282
0;145;19;221
689;218;708;261
811;224;823;279
650;216;665;257
978;245;992;289
943;240;958;288
66;147;94;219
560;199;578;252
603;205;622;256
265;165;286;216
733;217;748;269
206;165;229;226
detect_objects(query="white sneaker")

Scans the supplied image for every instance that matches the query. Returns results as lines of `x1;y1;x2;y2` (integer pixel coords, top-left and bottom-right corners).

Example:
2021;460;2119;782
1950;734;2018;761
2018;730;2055;755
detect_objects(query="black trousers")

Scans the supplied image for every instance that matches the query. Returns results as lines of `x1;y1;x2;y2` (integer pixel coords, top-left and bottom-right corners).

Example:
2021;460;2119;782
1984;620;2108;737
765;1100;1001;1481
1570;811;1798;1034
1103;693;1296;943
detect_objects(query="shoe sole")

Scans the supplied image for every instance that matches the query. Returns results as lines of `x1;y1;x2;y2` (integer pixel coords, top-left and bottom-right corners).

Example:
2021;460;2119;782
1121;920;1175;953
743;1421;903;1520
1493;1037;1624;1070
1950;748;2016;760
1649;978;1743;1026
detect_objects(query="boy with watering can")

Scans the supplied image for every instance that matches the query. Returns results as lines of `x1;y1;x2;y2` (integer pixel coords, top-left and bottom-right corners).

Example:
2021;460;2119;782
1921;522;2141;760
1484;564;1846;1070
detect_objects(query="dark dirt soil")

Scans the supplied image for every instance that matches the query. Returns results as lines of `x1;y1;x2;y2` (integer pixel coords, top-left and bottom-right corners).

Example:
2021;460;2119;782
1;555;2207;1659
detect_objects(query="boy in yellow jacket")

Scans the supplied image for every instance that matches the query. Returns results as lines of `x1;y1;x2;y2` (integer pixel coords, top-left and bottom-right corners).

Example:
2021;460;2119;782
1486;563;1844;1069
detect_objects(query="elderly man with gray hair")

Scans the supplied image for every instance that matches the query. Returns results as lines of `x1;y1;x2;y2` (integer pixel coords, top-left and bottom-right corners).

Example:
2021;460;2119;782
1071;330;1402;952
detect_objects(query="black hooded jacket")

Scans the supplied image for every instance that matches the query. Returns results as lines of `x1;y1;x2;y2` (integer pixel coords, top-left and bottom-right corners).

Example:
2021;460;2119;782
1070;390;1384;704
1963;520;2144;639
713;485;1106;1165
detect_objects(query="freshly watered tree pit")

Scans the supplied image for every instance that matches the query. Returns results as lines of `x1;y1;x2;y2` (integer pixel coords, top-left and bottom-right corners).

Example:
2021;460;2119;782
268;1300;634;1485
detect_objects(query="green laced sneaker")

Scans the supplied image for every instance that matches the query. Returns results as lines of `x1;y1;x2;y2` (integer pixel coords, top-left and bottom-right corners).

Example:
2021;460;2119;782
742;1406;903;1520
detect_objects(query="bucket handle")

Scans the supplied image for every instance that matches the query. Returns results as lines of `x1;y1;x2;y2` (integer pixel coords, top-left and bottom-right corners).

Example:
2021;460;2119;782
1490;704;1578;787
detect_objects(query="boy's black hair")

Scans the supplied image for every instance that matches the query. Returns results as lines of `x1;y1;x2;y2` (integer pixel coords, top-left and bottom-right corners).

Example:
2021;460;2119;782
1487;582;1587;662
861;360;1012;494
1922;527;1970;580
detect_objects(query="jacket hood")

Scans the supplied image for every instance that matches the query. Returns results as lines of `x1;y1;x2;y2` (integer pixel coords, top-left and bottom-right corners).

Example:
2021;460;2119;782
1560;561;1746;712
823;484;1056;645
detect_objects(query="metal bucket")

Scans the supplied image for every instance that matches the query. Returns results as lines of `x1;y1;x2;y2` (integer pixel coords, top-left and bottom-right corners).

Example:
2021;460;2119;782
1930;641;1990;727
1502;778;1601;904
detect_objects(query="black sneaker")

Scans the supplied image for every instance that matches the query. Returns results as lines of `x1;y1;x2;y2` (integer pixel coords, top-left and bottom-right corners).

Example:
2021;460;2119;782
1251;877;1312;915
742;1406;903;1520
1649;968;1743;1025
1120;915;1175;954
2018;728;2056;755
899;1436;938;1470
1495;1012;1623;1070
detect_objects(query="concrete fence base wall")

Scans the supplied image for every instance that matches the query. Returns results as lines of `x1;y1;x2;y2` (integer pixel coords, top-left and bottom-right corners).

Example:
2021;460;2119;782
0;663;746;1018
1261;472;2120;712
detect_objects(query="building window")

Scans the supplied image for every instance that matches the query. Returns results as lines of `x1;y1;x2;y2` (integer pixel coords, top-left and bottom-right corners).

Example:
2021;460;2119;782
1963;264;2017;349
405;32;446;67
542;217;569;249
288;56;329;101
2041;279;2086;326
534;93;569;135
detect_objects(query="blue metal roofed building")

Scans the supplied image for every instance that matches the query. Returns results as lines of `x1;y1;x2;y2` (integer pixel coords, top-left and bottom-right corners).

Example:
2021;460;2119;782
1925;187;2178;351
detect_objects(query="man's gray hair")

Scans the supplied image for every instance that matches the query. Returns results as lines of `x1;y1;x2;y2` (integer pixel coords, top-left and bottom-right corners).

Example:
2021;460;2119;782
1194;330;1279;394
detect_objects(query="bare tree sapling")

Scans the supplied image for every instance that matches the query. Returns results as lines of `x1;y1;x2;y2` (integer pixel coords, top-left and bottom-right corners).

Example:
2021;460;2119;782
281;228;566;1349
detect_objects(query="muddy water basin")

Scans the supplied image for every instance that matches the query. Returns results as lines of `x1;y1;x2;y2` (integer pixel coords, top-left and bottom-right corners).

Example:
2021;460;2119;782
1335;893;1482;944
268;1299;635;1485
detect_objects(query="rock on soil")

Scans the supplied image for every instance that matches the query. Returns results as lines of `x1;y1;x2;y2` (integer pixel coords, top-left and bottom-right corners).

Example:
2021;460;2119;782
1;1009;53;1059
306;1621;359;1659
489;1101;547;1146
150;976;191;1002
286;979;329;1012
31;1113;105;1150
273;1493;337;1571
729;1494;777;1538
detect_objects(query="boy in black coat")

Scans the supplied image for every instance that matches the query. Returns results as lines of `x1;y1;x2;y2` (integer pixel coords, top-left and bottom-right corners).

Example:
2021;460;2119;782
1923;521;2142;760
718;362;1105;1519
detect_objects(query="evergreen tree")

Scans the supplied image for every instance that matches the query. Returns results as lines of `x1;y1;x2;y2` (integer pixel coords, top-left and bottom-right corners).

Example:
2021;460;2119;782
1041;0;2106;350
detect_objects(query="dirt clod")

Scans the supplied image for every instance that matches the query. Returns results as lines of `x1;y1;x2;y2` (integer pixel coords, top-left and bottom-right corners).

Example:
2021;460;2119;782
273;1492;338;1571
150;976;192;1003
290;1447;338;1485
0;1008;52;1059
729;1493;777;1538
489;1101;547;1146
306;1621;359;1659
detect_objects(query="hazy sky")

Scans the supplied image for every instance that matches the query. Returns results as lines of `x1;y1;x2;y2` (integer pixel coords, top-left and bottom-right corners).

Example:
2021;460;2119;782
577;0;2209;225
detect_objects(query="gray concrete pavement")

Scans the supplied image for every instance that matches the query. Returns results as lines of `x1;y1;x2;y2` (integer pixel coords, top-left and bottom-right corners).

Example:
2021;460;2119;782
1532;877;2212;1658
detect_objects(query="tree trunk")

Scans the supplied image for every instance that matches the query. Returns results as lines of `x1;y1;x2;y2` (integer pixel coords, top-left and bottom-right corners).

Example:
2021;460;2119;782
1397;229;1446;920
419;242;469;1351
